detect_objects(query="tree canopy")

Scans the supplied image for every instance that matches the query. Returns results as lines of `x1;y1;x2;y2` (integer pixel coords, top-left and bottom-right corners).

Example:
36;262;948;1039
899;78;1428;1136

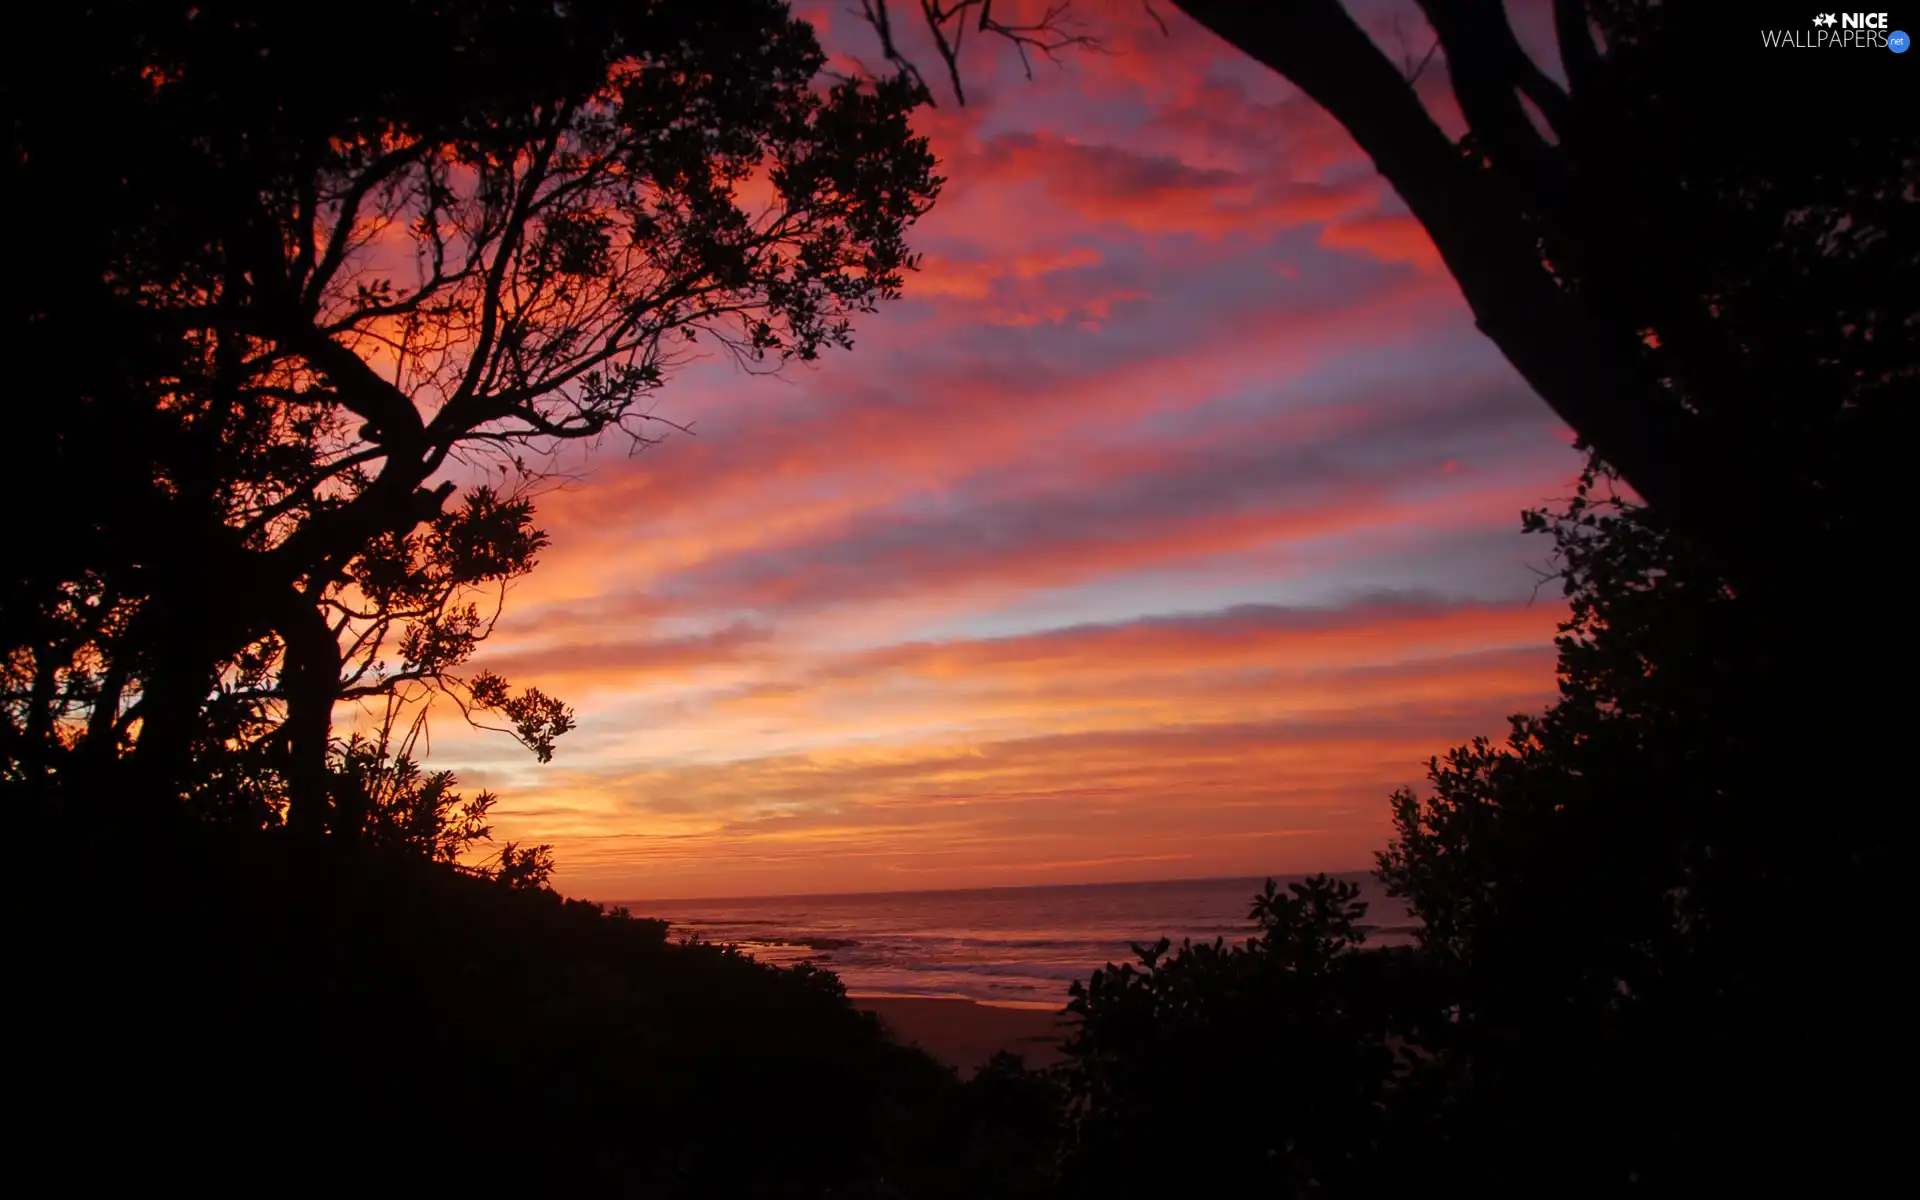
4;0;941;842
1038;455;1893;1193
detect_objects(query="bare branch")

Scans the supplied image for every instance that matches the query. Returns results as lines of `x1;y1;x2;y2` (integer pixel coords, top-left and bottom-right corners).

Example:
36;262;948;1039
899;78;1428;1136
302;140;434;311
855;0;1099;105
859;0;935;99
1415;0;1571;155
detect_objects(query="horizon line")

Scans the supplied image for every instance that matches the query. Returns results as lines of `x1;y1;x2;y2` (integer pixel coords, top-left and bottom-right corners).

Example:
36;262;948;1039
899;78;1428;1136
600;865;1381;908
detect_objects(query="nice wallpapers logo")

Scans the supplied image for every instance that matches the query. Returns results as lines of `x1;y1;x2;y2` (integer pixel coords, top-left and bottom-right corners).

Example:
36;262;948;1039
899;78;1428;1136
1762;12;1910;49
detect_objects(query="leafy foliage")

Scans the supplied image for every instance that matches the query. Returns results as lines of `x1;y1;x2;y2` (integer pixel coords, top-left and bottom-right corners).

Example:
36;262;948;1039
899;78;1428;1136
1366;456;1865;1190
332;735;496;861
3;0;941;833
1028;454;1889;1194
1057;875;1423;1196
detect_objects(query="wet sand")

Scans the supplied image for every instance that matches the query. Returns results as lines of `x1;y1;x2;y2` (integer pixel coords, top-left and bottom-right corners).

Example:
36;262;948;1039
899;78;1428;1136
858;996;1072;1074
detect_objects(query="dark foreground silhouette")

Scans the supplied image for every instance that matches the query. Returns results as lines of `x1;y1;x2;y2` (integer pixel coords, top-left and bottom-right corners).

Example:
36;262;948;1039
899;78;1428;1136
1037;468;1902;1197
5;2;1908;1195
9;815;1069;1196
12;463;1897;1197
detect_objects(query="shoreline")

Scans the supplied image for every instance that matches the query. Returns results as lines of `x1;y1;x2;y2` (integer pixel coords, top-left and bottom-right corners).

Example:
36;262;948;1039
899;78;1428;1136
856;994;1073;1074
850;990;1065;1012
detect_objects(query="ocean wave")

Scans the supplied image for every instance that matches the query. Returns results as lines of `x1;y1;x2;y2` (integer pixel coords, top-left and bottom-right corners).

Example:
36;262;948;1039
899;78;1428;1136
641;876;1422;1004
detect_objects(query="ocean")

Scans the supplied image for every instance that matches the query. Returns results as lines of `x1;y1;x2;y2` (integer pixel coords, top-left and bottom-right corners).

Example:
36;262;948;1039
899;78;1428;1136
617;874;1420;1010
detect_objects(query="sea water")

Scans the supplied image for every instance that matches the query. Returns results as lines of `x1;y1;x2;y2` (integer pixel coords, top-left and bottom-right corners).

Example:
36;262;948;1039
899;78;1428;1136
616;874;1419;1009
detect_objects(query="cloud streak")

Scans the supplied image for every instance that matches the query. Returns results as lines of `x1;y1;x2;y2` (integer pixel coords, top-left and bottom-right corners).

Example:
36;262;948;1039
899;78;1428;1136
418;1;1582;898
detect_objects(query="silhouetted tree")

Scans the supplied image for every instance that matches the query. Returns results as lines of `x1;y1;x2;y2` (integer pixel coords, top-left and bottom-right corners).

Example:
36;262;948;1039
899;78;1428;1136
2;11;1028;1192
1056;874;1428;1196
848;19;1910;1178
1374;457;1892;1191
309;485;571;840
858;1;1918;594
4;0;940;832
1037;453;1899;1193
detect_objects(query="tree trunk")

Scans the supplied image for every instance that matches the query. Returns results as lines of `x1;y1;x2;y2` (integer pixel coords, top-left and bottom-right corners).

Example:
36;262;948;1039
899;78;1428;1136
128;625;215;805
278;591;347;842
85;652;129;756
23;645;61;776
1169;0;1788;593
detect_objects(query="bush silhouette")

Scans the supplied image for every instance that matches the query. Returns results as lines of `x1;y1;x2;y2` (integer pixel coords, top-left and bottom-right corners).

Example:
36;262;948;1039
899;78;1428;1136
10;813;967;1193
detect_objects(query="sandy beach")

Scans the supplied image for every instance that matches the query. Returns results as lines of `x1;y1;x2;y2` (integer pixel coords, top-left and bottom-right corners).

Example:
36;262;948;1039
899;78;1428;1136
858;996;1073;1074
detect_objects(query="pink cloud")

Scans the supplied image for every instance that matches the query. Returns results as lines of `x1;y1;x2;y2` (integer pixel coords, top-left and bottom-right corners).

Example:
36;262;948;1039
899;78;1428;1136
405;0;1582;898
950;130;1378;239
1318;213;1444;271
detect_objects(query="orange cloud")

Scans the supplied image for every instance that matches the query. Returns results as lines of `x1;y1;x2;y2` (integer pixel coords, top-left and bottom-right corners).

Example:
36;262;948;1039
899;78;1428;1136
448;590;1565;897
507;698;1547;898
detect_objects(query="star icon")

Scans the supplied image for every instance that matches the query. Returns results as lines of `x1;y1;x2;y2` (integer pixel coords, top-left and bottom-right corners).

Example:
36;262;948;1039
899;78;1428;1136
1813;13;1837;26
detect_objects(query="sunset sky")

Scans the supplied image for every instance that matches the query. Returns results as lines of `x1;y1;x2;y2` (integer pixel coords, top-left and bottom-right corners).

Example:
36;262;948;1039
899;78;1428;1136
416;1;1581;900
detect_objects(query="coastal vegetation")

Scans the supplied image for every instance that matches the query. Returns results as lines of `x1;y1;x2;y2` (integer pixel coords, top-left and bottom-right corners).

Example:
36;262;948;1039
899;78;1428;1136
1035;465;1874;1195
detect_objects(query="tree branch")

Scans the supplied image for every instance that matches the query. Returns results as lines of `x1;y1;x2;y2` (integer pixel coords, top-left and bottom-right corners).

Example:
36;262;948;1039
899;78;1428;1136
1415;0;1565;162
302;140;434;311
1554;0;1603;99
269;321;425;449
856;0;1097;105
1168;0;1718;543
